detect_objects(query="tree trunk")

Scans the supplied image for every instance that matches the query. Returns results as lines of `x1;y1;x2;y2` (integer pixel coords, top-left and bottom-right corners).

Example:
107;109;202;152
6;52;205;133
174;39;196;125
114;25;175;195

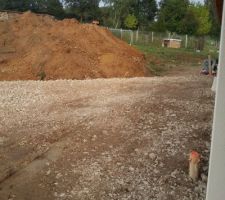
113;11;117;28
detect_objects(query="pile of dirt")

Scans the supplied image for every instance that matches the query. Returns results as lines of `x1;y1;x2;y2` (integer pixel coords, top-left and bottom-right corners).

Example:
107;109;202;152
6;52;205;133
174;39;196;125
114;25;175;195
0;11;148;80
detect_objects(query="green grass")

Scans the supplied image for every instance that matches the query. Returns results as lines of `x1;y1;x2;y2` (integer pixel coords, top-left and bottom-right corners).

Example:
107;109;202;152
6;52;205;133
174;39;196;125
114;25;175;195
147;63;168;76
135;45;218;61
134;44;219;76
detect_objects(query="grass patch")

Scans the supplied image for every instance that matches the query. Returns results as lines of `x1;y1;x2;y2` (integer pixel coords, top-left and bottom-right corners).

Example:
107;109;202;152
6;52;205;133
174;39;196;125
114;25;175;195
147;61;171;76
37;70;46;80
135;45;218;63
134;45;219;76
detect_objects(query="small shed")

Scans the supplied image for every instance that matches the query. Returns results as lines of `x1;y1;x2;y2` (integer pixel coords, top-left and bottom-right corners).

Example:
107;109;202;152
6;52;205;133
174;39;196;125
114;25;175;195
162;38;182;49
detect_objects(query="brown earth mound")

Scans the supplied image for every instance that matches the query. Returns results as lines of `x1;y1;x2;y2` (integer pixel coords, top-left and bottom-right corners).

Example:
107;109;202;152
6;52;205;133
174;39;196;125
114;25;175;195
0;11;148;80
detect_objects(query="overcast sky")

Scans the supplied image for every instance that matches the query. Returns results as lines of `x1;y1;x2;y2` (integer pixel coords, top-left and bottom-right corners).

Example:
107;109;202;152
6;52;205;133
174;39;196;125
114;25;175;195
156;0;205;4
100;0;205;7
190;0;204;3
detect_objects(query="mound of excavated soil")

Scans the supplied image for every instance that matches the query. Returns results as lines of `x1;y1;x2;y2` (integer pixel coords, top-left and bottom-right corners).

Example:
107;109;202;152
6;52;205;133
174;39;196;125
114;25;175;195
0;11;148;80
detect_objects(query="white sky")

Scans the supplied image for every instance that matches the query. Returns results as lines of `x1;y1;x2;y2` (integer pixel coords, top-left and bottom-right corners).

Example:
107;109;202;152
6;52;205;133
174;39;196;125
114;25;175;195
191;0;204;3
157;0;204;3
99;0;205;7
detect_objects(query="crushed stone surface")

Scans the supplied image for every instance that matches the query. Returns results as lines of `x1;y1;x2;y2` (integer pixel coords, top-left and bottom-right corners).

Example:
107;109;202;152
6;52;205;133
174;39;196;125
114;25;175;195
0;74;214;200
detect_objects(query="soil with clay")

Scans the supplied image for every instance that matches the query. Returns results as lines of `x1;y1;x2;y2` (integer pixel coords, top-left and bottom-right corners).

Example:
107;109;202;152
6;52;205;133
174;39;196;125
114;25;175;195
0;67;214;200
0;11;147;81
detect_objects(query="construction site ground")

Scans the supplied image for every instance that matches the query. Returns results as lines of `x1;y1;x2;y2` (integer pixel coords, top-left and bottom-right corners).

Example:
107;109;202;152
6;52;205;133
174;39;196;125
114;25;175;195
0;66;214;200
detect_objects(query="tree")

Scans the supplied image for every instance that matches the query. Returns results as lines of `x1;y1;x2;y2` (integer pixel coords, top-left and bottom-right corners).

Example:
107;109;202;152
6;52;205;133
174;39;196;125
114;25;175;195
190;4;212;50
101;0;157;29
178;7;199;35
157;0;190;33
45;0;65;18
151;18;167;32
65;0;101;22
100;6;113;27
0;0;7;10
102;0;135;28
0;0;28;11
0;0;64;18
124;14;138;29
190;4;211;36
205;0;221;39
136;0;157;29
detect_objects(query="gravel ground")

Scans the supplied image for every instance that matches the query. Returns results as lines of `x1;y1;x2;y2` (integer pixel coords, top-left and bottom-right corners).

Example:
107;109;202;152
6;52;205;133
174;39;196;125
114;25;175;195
0;73;214;200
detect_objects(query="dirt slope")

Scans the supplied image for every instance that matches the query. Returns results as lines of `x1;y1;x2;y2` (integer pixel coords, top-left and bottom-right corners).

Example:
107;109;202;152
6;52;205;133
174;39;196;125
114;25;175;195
0;11;147;80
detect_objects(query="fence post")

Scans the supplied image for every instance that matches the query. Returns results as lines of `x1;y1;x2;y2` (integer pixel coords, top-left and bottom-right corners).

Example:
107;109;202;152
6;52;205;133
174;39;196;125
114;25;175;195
145;34;149;45
151;32;154;43
130;30;134;45
208;54;212;74
120;28;123;39
185;34;188;48
136;29;139;42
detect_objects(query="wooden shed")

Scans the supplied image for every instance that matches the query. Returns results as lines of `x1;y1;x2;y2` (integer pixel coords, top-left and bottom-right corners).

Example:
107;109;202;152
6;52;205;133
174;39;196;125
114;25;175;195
162;38;182;49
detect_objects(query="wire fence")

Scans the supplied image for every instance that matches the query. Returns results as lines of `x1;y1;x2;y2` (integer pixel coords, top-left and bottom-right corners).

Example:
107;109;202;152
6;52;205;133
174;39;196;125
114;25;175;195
108;28;219;51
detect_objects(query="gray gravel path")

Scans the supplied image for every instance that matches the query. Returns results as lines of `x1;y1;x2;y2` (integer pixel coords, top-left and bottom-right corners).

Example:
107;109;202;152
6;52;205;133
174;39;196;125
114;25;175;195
0;75;214;200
